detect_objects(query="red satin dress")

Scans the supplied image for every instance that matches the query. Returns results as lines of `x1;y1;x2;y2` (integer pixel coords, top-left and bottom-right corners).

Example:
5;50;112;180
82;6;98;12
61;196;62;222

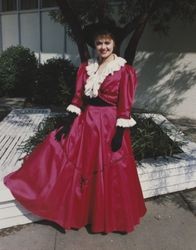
4;57;147;233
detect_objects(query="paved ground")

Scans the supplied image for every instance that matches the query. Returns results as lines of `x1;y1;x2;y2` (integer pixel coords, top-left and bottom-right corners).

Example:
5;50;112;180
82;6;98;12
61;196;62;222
0;98;196;250
0;189;195;250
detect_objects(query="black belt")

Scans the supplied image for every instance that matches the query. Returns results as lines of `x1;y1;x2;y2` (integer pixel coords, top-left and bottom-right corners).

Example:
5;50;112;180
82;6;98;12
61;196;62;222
86;97;114;106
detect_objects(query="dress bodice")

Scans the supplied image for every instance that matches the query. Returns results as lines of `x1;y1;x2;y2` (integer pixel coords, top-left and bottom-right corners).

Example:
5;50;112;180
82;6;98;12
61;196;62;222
66;56;138;127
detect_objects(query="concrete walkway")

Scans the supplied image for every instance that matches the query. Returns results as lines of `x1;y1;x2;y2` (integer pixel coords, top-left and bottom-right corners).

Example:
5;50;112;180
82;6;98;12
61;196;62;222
0;189;195;250
0;98;196;250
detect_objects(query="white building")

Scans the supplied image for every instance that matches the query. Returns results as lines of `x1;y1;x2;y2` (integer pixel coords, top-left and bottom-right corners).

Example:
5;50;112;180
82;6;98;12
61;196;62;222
0;0;81;64
0;0;196;119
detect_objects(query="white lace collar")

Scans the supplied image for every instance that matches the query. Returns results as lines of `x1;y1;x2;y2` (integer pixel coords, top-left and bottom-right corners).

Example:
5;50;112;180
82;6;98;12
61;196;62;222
84;55;127;98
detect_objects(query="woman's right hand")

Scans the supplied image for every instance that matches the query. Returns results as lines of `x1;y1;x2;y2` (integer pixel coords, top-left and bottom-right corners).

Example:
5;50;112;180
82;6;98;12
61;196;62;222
55;112;77;141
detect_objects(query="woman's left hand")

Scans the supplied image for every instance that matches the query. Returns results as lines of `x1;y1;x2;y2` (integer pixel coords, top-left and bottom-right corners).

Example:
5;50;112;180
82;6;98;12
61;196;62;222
111;126;124;152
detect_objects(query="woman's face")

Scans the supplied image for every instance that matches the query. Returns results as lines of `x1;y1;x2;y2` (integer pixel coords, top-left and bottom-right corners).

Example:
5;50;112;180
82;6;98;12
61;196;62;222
94;35;115;59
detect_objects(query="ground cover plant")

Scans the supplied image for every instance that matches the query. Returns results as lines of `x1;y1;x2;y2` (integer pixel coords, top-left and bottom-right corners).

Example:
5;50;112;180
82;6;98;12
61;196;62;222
19;113;184;162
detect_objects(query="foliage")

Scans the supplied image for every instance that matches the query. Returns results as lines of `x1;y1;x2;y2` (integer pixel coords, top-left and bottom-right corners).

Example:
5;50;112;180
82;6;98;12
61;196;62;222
33;58;77;106
54;0;196;63
118;0;196;34
0;107;11;122
19;113;184;161
0;45;38;98
131;114;183;161
18;113;70;154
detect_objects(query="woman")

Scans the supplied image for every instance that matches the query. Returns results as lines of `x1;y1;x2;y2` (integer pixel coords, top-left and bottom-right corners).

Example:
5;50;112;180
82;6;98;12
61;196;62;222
4;23;147;234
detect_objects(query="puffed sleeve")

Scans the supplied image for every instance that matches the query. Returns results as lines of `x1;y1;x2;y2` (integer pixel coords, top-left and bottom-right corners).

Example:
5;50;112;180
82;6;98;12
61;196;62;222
116;64;138;127
66;63;87;115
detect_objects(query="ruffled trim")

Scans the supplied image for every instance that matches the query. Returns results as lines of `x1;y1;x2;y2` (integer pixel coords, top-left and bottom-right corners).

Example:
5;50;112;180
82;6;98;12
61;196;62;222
85;55;127;98
66;104;81;115
116;117;137;127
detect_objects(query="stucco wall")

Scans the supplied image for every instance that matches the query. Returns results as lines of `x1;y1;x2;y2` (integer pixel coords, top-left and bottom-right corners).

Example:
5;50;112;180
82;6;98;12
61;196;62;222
133;21;196;119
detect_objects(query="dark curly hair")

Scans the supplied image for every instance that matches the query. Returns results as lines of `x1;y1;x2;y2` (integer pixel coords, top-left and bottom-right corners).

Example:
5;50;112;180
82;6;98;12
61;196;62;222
83;19;121;52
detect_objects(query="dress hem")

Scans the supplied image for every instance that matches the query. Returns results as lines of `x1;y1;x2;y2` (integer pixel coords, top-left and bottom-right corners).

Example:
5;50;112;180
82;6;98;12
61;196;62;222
4;180;147;234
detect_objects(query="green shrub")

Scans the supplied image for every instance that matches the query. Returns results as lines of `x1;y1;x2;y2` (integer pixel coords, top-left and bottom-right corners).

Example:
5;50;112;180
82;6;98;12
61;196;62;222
0;45;38;98
131;114;184;160
34;58;77;106
18;113;69;154
19;113;184;162
0;106;11;122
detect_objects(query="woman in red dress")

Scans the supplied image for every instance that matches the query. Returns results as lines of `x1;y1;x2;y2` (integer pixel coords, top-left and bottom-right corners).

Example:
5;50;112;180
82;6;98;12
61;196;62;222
3;23;147;233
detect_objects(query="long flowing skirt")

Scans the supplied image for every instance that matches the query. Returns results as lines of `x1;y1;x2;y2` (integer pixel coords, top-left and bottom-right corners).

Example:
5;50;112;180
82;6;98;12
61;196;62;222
3;105;147;233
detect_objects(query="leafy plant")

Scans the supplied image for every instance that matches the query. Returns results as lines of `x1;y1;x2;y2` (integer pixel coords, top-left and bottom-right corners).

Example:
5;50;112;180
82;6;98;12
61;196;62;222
18;113;71;154
0;45;38;98
0;107;11;122
131;114;184;161
33;58;77;106
19;113;184;162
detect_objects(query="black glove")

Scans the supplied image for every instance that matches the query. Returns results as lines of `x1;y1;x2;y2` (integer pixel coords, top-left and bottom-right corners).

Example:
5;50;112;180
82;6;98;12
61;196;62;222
55;112;77;141
111;126;125;152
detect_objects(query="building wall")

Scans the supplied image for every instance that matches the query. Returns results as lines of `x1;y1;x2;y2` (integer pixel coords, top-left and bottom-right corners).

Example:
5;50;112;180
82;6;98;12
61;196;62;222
1;14;19;48
0;5;81;64
0;6;195;119
134;21;196;119
20;12;39;51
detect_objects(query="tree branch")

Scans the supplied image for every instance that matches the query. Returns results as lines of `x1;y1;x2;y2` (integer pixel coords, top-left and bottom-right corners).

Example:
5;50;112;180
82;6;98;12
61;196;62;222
56;0;90;62
124;0;159;64
121;15;142;39
96;0;107;20
124;13;149;65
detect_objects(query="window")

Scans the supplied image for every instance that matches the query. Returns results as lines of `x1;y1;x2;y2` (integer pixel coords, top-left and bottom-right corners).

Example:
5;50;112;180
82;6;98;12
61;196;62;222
41;0;57;8
20;0;38;10
2;0;17;11
1;0;57;11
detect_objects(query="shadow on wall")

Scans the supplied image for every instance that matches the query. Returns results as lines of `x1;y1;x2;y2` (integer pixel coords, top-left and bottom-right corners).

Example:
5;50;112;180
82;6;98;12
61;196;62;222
134;52;196;115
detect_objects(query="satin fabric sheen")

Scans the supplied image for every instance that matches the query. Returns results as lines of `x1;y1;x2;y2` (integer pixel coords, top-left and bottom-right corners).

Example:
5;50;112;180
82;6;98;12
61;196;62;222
4;105;146;233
